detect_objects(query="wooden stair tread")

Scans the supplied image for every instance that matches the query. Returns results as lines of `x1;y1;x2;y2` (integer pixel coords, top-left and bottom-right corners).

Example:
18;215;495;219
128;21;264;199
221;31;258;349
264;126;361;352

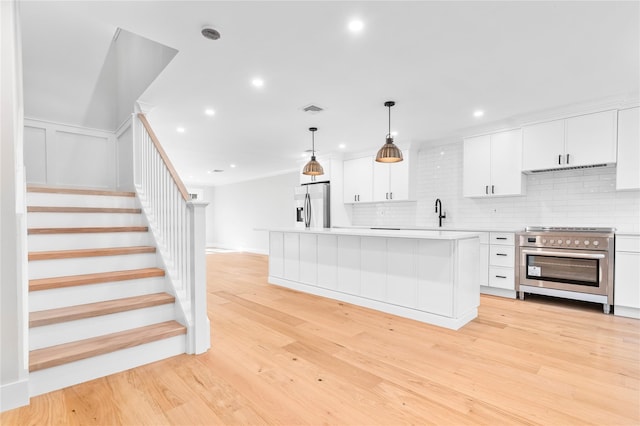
29;246;156;261
28;206;142;214
29;321;186;372
30;293;175;327
27;186;135;197
29;267;165;291
28;226;148;235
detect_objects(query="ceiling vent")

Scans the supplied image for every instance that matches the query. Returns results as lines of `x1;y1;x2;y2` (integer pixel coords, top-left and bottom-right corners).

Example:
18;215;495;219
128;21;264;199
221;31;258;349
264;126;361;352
302;104;325;114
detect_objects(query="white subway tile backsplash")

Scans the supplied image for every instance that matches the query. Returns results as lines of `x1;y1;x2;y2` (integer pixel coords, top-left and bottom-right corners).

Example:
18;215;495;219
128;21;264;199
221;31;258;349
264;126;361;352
351;140;640;233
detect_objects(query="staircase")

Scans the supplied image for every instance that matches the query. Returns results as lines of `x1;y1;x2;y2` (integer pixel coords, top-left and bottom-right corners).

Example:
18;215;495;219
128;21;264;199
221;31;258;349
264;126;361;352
26;185;187;396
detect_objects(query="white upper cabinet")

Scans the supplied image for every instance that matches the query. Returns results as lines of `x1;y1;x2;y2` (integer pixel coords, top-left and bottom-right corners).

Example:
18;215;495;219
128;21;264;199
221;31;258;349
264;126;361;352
372;150;414;202
616;107;640;190
463;129;524;197
343;156;373;203
522;110;617;171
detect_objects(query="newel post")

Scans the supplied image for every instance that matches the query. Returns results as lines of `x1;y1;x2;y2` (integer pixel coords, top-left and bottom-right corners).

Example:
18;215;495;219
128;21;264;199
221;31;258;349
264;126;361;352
188;200;211;354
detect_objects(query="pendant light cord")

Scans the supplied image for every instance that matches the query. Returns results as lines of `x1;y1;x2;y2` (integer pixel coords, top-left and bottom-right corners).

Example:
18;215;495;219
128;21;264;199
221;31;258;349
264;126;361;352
388;104;391;139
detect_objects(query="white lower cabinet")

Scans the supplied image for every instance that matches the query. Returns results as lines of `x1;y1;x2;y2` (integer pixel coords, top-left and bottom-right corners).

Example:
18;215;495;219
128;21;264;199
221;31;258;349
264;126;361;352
283;233;300;281
269;232;284;278
418;240;453;317
268;231;481;330
478;233;489;287
360;237;387;301
614;235;640;319
386;239;418;309
299;233;317;285
317;235;337;290
481;232;516;296
337;235;361;295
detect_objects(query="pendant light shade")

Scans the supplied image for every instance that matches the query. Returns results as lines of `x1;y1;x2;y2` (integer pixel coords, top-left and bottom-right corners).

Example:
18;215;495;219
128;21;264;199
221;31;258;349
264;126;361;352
375;101;403;163
302;127;324;176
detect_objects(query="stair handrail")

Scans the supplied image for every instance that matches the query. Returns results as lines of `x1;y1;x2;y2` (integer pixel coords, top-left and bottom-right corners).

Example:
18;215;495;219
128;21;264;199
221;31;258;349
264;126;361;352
132;111;210;354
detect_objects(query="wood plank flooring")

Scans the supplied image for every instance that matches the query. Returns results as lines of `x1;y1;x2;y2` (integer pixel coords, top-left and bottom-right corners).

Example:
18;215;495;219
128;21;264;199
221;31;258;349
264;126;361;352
3;252;639;425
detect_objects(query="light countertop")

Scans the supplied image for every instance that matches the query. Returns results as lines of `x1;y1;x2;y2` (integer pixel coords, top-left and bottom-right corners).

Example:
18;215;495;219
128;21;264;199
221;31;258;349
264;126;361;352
263;227;480;240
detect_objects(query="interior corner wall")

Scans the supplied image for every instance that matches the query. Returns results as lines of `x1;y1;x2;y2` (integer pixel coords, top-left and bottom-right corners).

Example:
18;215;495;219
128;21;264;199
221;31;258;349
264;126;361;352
116;118;134;191
205;171;299;254
1;0;30;412
23;118;118;190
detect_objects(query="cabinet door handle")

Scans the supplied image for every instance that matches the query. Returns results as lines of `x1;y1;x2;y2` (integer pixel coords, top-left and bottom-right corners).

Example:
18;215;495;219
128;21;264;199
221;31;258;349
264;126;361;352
390;192;393;199
558;154;562;165
495;275;507;279
485;185;489;195
386;192;388;200
566;153;570;164
491;185;495;194
496;253;508;256
354;195;357;202
357;195;360;201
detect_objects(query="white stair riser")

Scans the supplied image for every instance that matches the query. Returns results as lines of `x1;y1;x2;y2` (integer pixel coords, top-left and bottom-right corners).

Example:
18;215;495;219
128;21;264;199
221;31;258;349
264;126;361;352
28;212;144;228
30;304;177;350
27;193;138;209
28;232;152;251
28;253;158;279
30;277;168;311
29;335;186;397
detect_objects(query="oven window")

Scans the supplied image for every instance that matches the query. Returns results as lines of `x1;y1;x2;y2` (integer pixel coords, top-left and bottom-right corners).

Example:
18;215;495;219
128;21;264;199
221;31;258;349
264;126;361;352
526;255;599;287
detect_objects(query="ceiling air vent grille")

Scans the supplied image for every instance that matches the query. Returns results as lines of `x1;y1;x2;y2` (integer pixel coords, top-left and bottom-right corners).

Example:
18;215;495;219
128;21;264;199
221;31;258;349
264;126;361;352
530;164;608;173
302;104;325;114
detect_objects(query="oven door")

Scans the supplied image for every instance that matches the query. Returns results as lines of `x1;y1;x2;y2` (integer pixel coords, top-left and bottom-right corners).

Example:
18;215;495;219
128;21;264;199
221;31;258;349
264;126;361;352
519;247;609;296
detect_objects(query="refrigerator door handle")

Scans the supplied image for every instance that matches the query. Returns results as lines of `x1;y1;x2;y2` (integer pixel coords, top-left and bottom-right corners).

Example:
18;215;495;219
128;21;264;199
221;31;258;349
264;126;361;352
304;193;311;228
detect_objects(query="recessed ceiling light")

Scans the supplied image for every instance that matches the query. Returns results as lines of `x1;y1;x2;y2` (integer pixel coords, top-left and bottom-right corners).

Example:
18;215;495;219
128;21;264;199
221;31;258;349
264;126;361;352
252;78;264;88
176;127;185;133
473;110;484;117
339;143;346;149
230;164;236;168
348;19;364;32
205;108;215;116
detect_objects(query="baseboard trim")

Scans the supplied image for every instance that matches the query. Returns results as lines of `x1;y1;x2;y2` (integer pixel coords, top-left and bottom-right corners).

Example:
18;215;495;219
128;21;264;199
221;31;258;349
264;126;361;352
0;378;29;412
614;305;640;319
480;286;517;299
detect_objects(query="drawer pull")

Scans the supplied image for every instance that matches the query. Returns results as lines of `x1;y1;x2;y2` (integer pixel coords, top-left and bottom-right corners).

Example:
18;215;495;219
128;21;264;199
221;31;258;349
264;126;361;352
495;275;507;279
496;237;508;240
496;253;508;256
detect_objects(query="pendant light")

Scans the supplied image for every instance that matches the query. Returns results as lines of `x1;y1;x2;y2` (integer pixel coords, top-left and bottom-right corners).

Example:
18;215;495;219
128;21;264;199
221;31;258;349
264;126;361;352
375;101;403;163
302;127;324;176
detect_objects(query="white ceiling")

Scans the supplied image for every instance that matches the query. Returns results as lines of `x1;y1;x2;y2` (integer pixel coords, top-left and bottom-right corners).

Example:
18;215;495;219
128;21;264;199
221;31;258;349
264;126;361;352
20;1;639;186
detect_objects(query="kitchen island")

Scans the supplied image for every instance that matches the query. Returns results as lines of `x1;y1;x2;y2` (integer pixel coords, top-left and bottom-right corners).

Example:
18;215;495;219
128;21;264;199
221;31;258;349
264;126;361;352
267;228;480;330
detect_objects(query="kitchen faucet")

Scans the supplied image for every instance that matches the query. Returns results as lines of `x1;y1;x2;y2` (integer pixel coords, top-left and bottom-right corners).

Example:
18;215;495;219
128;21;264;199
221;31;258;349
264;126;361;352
435;198;446;227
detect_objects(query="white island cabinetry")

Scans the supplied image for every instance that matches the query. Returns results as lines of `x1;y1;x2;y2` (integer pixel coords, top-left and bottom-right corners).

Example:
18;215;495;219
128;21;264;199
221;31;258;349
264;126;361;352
268;228;480;330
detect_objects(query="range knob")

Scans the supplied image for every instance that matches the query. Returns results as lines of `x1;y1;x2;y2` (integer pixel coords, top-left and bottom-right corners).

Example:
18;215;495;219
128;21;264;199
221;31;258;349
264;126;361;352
584;240;590;246
566;239;571;245
557;240;563;245
549;239;554;244
542;239;547;244
593;241;600;247
574;240;580;245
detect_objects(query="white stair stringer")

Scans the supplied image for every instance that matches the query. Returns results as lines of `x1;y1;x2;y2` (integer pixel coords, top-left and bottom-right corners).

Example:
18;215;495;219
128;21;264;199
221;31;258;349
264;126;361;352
29;335;186;397
30;303;178;350
135;189;193;350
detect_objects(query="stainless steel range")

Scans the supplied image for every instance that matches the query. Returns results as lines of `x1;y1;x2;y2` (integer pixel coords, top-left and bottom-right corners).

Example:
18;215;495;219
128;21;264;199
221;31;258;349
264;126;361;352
516;226;615;313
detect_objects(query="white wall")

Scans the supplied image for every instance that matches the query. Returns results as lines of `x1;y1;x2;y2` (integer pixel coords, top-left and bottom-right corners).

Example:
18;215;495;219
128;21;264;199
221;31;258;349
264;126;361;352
116;118;133;191
1;0;30;411
206;171;299;254
351;139;640;233
23;118;118;190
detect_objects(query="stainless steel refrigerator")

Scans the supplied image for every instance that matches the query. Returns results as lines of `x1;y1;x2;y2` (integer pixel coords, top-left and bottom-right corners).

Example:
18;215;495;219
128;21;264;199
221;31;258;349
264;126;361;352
294;182;330;228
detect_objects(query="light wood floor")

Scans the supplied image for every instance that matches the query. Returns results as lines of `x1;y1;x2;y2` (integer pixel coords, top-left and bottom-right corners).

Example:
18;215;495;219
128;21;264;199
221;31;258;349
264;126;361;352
3;252;639;425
